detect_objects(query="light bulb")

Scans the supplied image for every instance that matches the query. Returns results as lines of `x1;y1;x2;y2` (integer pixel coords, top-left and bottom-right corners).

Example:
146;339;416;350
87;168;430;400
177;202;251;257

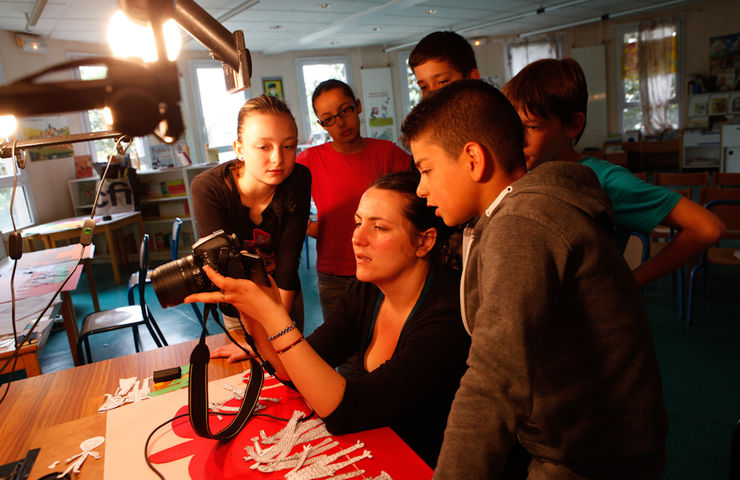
107;10;181;63
0;115;18;138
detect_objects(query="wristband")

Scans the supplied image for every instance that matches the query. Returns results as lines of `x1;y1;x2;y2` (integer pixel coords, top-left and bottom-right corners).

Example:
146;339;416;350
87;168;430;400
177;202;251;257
267;321;296;341
275;335;304;355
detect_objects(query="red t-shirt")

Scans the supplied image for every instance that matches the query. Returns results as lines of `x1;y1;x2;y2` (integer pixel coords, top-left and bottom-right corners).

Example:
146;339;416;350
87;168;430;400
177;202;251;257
297;138;412;275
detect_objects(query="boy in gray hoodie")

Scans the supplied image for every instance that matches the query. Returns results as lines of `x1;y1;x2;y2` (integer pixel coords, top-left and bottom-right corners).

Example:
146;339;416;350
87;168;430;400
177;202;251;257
402;80;667;479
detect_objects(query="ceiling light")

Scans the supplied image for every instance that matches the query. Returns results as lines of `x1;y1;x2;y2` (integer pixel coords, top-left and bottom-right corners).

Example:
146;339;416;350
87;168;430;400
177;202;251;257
373;27;382;31
319;3;331;8
15;33;47;54
426;9;438;15
330;41;338;45
269;25;282;29
471;37;487;47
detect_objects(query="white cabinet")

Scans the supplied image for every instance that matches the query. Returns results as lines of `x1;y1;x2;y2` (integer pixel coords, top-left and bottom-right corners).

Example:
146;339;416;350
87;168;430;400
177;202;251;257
680;130;720;169
720;124;740;173
67;177;99;215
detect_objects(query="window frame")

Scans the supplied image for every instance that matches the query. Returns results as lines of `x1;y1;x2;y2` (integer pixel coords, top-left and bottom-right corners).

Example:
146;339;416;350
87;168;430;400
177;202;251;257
615;20;684;134
398;51;421;118
188;59;249;164
0;59;37;233
505;36;561;81
295;56;352;143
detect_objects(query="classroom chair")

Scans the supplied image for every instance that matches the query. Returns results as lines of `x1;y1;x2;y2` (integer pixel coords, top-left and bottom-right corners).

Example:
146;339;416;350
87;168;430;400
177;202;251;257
632;171;649;182
654;171;709;202
686;188;740;325
127;218;205;330
713;172;740;188
78;234;167;364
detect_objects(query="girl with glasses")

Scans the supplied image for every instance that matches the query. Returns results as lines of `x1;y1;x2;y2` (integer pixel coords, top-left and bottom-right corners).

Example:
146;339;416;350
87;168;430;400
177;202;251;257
297;79;411;335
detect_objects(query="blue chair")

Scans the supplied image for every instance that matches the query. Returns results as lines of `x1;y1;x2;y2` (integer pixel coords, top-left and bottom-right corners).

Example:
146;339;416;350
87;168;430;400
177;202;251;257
78;234;167;363
686;190;740;325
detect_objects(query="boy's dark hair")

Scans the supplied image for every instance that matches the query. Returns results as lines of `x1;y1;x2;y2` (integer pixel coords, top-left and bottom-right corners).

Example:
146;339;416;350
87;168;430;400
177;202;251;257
401;80;525;174
503;58;588;143
311;79;356;112
409;31;478;76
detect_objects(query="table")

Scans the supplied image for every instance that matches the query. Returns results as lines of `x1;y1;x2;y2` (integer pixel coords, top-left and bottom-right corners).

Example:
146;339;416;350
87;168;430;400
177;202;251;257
0;244;97;368
21;211;145;285
0;334;432;479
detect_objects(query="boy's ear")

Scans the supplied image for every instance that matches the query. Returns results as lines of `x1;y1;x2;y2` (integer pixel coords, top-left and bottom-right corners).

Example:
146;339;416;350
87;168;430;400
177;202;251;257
461;141;489;182
465;68;481;80
564;112;586;141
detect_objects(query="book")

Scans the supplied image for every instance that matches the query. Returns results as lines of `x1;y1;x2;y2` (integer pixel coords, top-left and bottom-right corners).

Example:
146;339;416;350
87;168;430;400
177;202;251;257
74;155;93;178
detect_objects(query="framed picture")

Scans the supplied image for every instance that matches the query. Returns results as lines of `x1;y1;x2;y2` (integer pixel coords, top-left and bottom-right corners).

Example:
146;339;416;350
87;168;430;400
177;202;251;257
262;77;284;100
710;94;729;115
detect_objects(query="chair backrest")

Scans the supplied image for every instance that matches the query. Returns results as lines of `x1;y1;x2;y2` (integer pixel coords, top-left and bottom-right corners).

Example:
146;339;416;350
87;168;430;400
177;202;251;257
170;217;183;261
654;171;709;203
137;234;150;307
713;172;740;187
632;171;649;182
654;171;710;187
700;188;740;238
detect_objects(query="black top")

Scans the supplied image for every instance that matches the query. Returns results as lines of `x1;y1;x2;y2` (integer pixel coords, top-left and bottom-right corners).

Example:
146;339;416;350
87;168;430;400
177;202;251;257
307;268;471;467
190;161;311;291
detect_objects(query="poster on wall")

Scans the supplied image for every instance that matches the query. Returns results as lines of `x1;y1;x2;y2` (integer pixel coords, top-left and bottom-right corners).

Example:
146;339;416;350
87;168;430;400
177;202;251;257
360;67;397;143
21;116;75;161
709;32;740;79
262;77;284;100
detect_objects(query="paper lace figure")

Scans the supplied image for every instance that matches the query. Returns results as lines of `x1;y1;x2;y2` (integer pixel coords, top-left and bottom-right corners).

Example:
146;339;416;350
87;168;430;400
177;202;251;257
58;436;104;478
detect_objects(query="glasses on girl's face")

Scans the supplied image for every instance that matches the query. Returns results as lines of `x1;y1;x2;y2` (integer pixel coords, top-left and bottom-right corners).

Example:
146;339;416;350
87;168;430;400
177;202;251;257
317;102;356;127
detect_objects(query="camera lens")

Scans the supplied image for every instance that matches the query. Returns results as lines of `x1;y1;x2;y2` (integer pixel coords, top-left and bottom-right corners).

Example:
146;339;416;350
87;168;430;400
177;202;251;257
151;255;211;308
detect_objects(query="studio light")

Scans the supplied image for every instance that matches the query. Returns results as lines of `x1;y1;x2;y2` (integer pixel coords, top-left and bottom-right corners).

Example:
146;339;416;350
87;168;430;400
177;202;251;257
107;10;182;62
0;115;18;139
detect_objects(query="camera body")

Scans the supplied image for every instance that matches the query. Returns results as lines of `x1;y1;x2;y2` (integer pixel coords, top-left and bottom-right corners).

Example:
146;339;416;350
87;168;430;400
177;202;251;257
151;229;269;309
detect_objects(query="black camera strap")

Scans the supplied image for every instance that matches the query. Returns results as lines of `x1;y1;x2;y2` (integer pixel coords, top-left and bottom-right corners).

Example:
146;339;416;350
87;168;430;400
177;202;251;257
188;303;263;440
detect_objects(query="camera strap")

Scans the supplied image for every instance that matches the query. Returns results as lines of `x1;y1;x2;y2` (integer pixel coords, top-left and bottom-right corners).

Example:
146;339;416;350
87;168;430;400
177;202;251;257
188;303;263;440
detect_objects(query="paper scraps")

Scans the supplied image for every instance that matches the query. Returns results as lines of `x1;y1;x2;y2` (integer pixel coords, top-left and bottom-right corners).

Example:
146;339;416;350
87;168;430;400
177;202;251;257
98;376;151;412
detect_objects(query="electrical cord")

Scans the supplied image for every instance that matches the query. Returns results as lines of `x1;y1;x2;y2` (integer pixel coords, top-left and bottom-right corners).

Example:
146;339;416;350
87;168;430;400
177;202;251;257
0;136;130;405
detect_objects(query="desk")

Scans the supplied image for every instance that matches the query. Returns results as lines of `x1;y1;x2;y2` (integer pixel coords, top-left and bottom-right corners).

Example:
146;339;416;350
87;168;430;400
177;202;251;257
22;211;144;285
1;334;431;479
0;244;96;368
622;139;680;171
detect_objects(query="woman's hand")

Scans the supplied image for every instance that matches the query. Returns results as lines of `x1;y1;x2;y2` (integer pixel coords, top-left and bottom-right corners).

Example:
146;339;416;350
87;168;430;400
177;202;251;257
210;343;253;363
184;265;283;326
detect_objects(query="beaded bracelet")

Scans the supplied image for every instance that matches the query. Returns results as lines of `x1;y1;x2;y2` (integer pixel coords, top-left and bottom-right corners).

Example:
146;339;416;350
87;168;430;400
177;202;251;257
267;321;296;341
275;335;304;355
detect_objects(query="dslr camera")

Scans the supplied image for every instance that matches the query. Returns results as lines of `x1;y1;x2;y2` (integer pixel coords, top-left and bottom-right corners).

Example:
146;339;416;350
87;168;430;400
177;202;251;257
151;229;269;309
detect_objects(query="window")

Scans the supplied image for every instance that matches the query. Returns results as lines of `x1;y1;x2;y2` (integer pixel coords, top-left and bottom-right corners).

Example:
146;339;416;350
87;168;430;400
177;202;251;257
296;57;351;143
0;156;35;233
506;38;560;80
399;51;422;117
70;53;148;166
0;62;36;233
618;21;681;134
190;60;248;162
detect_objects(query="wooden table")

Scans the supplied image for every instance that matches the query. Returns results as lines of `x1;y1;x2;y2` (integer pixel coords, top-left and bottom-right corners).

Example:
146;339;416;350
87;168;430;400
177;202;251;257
0;334;247;467
0;245;96;369
22;212;144;285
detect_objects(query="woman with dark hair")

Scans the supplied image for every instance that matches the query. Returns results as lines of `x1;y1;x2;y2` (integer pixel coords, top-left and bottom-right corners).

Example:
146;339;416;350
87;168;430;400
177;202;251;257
186;170;470;467
190;94;311;331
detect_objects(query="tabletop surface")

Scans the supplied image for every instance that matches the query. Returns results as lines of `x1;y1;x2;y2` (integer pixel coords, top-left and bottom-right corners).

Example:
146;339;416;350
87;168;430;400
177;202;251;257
0;333;246;465
21;211;141;236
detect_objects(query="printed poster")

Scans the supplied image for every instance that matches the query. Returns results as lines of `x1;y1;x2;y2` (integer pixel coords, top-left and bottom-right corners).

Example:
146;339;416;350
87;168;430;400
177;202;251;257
21;116;75;161
360;67;398;143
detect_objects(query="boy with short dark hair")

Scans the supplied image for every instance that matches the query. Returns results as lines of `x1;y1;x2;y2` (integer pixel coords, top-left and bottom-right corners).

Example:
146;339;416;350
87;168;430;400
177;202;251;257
504;58;725;285
402;79;667;479
409;31;480;97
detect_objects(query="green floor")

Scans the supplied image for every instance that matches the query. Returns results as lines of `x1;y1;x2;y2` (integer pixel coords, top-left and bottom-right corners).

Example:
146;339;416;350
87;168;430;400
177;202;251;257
22;238;740;478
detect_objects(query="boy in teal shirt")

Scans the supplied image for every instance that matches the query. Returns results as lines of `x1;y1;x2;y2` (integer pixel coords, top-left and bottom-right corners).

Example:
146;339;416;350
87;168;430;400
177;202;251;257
504;58;725;285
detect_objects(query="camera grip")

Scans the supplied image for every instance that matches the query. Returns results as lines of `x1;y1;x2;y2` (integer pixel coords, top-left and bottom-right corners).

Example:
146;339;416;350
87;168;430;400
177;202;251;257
241;252;270;287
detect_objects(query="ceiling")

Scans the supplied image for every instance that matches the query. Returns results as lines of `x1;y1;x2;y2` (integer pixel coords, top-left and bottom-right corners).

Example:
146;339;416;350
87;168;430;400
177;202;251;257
0;0;705;55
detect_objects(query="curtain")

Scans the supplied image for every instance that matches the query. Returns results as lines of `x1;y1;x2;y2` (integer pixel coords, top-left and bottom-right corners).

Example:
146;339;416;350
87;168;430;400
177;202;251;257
637;20;677;134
